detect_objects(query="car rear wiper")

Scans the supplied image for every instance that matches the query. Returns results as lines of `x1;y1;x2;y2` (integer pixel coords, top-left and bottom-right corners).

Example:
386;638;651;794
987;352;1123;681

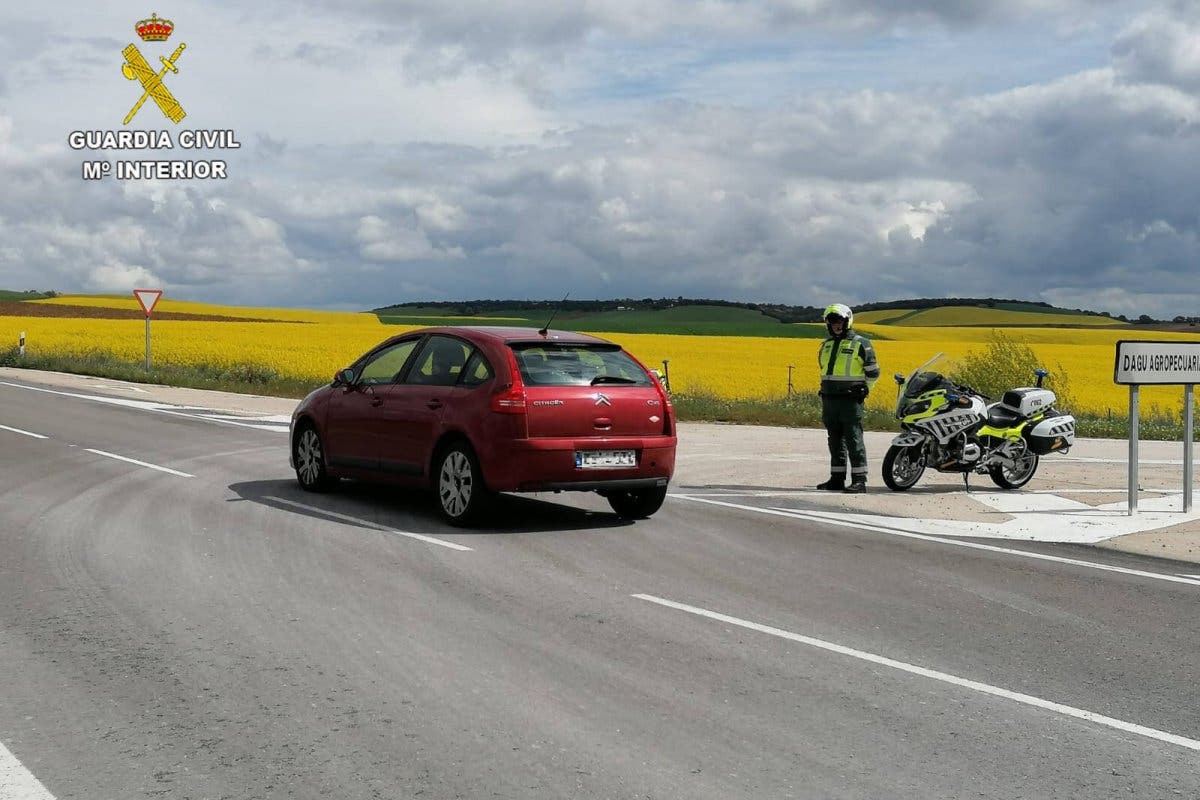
590;375;639;385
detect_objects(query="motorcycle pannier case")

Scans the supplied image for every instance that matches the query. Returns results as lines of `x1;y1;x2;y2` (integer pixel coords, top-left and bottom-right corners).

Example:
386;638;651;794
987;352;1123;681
1000;388;1056;417
1024;415;1076;455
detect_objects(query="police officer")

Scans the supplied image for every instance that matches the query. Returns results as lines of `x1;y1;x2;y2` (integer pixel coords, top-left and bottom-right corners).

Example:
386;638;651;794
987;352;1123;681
816;303;879;493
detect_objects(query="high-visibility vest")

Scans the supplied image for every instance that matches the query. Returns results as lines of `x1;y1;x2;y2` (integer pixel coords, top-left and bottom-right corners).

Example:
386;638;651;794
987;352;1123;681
818;332;879;395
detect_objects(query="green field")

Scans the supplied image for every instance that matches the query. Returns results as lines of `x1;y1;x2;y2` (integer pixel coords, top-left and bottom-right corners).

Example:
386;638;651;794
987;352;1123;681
376;301;1131;338
861;306;1127;328
378;305;834;338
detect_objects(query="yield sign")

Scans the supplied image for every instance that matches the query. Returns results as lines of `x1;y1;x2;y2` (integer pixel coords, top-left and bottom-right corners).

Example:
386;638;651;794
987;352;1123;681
133;288;163;317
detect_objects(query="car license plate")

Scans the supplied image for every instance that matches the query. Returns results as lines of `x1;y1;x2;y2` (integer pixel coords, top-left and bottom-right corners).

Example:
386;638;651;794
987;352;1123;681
576;449;636;469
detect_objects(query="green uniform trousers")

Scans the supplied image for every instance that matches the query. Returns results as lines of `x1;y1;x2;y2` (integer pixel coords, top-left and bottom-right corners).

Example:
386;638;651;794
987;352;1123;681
821;394;868;478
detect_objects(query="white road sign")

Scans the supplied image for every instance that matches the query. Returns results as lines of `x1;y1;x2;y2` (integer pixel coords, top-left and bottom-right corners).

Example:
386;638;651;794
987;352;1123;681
1114;340;1200;385
133;288;163;317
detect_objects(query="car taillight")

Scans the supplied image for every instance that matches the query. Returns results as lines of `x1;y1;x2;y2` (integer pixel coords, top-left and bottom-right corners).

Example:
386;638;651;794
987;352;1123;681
491;348;527;414
653;374;674;435
491;385;527;413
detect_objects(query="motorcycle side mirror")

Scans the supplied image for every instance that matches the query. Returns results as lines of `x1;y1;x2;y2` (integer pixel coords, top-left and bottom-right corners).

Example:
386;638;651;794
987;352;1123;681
893;373;905;385
1034;368;1049;388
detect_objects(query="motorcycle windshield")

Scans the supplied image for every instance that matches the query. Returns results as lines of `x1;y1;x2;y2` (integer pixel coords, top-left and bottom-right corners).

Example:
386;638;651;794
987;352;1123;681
903;353;947;397
896;352;945;416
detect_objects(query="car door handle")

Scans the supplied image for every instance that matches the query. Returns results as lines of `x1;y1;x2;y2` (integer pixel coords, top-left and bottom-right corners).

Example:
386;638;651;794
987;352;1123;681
371;396;384;407
426;399;443;410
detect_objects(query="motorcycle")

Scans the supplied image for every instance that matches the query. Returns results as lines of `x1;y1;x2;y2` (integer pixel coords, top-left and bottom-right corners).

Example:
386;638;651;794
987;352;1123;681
882;353;1076;491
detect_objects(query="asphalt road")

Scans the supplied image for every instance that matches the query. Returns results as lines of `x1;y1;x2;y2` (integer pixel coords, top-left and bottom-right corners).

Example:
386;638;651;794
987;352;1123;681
0;377;1197;799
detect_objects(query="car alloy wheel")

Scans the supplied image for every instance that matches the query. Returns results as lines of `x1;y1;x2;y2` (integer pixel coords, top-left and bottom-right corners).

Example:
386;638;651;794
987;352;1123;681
294;425;334;492
436;443;487;525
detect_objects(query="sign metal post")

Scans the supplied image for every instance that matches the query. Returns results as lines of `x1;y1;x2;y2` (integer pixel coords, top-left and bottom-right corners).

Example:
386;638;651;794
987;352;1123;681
133;289;163;370
1114;340;1200;515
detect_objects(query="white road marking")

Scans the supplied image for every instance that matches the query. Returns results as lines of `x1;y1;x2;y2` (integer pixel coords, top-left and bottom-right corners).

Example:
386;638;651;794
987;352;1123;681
83;449;195;478
264;496;472;551
672;495;1200;587
675;483;1200;545
0;740;56;799
0;382;288;433
633;593;1200;753
679;487;1178;497
85;383;148;393
0;424;48;439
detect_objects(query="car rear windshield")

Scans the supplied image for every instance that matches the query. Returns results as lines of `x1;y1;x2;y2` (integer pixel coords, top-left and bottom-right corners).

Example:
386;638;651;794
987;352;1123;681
509;343;653;387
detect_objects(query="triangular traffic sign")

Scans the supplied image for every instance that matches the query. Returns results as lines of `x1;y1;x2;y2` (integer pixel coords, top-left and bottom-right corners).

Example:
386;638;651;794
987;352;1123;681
133;288;163;317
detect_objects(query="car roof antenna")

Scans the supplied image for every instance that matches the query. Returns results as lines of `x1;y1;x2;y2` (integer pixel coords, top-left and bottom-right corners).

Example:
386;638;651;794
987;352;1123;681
538;292;569;337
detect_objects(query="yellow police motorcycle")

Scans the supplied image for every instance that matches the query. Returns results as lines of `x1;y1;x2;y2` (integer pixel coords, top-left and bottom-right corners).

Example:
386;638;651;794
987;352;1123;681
882;354;1075;491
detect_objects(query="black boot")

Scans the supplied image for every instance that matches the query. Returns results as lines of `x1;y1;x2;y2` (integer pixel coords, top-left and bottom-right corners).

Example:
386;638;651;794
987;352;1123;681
817;475;845;491
844;478;866;494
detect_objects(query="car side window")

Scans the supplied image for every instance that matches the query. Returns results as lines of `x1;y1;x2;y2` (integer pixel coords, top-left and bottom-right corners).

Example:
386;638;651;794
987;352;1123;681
358;339;419;385
406;335;472;386
460;351;494;387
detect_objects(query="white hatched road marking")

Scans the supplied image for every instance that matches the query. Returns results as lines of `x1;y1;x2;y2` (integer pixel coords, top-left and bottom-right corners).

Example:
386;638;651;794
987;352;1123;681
672;486;1200;545
672;495;1200;587
83;449;195;478
264;496;472;551
633;593;1200;753
0;740;56;799
0;424;48;439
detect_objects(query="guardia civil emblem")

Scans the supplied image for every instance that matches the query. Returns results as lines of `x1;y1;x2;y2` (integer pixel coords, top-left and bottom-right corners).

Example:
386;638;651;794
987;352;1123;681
121;13;187;125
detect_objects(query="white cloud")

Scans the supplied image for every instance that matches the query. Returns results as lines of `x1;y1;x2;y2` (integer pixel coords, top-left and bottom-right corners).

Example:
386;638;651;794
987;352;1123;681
86;262;161;293
1113;4;1200;92
0;1;1197;319
355;215;464;262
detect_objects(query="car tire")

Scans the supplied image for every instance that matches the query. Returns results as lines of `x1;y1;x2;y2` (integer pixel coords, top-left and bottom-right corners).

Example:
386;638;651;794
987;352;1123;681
606;485;667;519
294;423;336;492
434;442;489;526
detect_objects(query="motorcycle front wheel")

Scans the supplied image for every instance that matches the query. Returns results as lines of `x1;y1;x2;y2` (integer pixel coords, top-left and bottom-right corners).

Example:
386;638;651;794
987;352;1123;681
882;444;927;491
988;453;1039;489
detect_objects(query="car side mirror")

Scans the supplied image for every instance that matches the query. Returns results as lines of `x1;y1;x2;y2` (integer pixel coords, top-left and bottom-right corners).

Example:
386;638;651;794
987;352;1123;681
333;368;355;387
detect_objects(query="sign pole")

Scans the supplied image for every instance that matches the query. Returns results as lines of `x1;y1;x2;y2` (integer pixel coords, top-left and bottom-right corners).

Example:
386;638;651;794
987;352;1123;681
1185;384;1194;513
1114;340;1200;515
1128;384;1139;516
132;288;163;371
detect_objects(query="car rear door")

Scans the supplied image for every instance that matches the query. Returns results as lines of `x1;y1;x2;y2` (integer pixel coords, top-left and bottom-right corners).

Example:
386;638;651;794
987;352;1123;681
376;335;475;477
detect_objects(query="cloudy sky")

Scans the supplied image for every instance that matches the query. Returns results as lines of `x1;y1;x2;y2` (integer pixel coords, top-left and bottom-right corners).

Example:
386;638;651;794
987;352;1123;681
2;0;1198;318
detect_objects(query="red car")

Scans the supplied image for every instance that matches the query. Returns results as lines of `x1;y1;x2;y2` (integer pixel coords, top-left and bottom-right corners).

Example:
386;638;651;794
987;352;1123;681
289;326;677;525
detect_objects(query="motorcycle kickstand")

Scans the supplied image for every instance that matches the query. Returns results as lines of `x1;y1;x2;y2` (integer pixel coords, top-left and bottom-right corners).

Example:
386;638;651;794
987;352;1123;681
962;472;970;492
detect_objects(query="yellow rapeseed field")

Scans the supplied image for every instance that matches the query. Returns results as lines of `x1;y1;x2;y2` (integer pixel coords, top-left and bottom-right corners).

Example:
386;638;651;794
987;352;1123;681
3;296;1196;415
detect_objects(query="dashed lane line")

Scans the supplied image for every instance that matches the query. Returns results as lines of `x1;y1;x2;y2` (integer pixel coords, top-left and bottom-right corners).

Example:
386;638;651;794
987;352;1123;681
633;593;1200;753
264;496;472;552
0;424;48;440
83;448;195;478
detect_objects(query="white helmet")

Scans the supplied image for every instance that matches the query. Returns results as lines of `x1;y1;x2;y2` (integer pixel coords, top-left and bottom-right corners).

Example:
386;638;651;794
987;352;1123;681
823;303;853;333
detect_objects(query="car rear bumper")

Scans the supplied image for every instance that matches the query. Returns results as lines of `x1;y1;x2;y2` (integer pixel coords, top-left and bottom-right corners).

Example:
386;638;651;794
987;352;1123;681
481;436;676;492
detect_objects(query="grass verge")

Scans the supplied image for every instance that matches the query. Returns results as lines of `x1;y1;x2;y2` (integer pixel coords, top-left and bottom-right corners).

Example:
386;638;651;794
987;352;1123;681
1;352;1193;441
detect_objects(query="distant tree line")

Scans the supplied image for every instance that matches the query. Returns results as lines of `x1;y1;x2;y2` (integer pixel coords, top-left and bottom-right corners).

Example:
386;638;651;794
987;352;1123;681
375;296;1136;323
